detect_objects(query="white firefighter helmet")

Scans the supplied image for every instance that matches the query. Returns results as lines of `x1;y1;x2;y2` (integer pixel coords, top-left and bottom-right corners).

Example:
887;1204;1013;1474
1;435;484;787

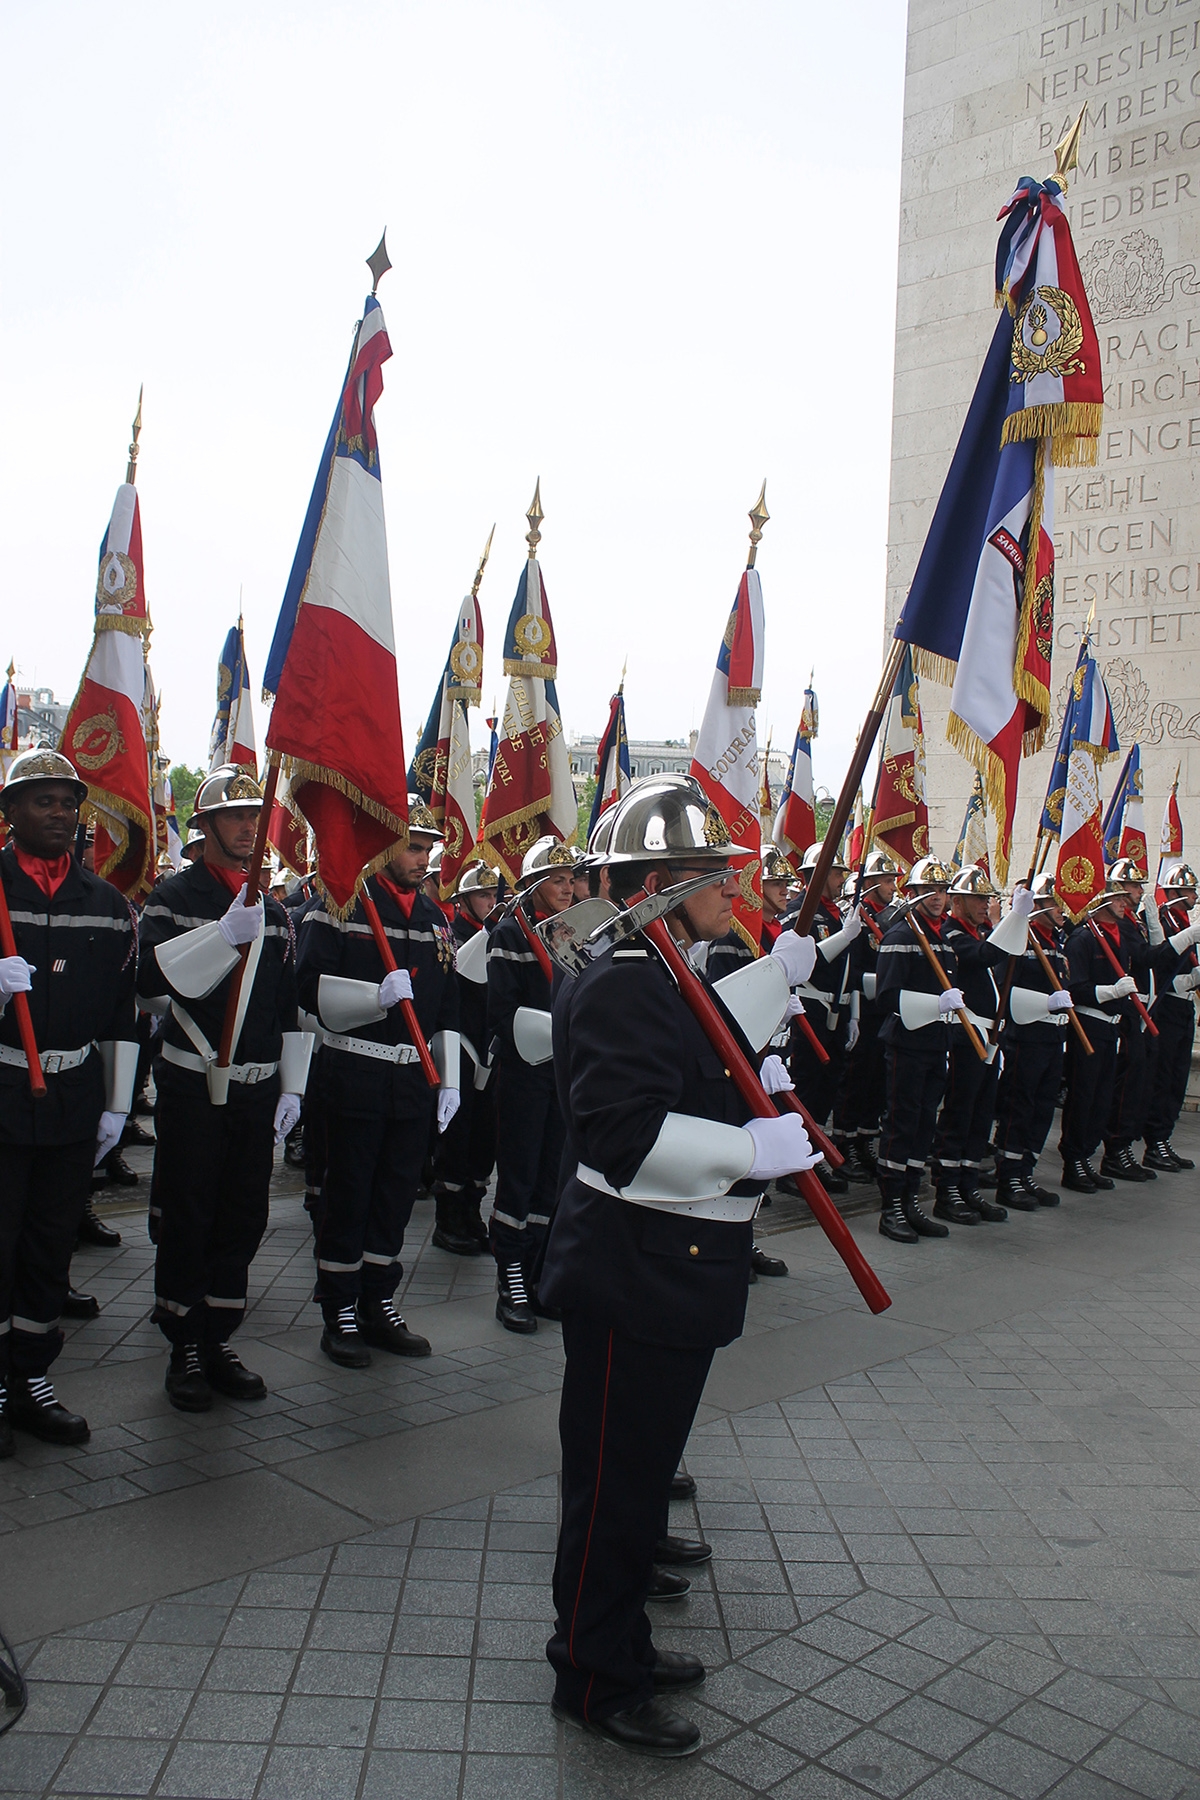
454;860;500;899
1161;862;1199;895
799;838;848;877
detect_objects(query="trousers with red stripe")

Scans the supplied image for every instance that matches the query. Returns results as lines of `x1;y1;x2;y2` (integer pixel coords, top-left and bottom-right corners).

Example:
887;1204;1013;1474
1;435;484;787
547;1311;713;1720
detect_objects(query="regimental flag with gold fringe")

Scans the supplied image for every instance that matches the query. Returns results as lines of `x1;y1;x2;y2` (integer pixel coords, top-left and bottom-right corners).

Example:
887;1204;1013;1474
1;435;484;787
409;586;485;896
871;647;929;875
1156;763;1184;900
479;489;575;884
209;621;257;774
267;774;310;879
263;294;409;915
773;685;818;871
60;472;154;898
1102;743;1147;878
1054;636;1119;921
690;566;766;950
894;147;1102;884
951;770;990;876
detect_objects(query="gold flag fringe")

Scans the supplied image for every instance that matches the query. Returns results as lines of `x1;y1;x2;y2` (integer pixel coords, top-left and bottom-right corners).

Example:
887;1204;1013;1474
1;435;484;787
872;807;917;839
502;657;557;680
284;756;409;922
727;686;761;708
1011;437;1052;757
910;647;959;689
82;790;153;895
1000;403;1103;466
95;613;152;640
945;712;1013;886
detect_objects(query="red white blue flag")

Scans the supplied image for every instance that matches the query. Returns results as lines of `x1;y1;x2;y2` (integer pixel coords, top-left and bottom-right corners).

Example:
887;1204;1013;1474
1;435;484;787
951;771;990;876
1102;744;1147;878
588;680;631;841
1156;764;1184;899
263;296;408;914
410;590;485;896
0;663;18;764
773;685;818;871
871;647;929;875
691;568;765;949
1054;638;1119;921
209;621;257;774
895;174;1102;883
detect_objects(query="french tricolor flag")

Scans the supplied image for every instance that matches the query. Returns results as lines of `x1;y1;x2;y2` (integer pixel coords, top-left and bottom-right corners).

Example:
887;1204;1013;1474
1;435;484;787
264;296;409;913
690;567;765;950
587;681;631;841
773;685;818;871
1054;640;1119;921
1102;744;1147;879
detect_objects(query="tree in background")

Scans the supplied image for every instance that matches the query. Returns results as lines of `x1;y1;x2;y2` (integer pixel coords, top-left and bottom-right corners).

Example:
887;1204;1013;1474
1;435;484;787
576;776;596;848
169;765;205;831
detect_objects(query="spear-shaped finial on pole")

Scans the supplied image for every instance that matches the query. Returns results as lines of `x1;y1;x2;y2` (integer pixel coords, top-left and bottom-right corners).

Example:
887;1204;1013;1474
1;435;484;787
747;480;769;568
471;525;495;600
1052;104;1087;193
619;656;627;693
526;480;544;559
367;231;392;295
6;660;14;684
126;386;144;485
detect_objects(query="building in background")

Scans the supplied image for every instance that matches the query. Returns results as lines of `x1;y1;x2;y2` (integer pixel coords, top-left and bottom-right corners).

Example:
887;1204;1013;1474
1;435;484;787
887;0;1200;867
8;679;69;749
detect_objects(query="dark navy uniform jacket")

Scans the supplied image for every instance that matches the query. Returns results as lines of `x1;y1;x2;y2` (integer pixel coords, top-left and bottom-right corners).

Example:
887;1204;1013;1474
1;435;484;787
296;876;459;1120
1002;918;1069;1043
942;917;1008;1020
539;940;758;1350
1064;916;1178;1028
451;911;490;1071
487;904;554;1068
138;861;299;1099
875;914;959;1048
706;927;754;985
0;847;137;1146
1156;900;1198;1013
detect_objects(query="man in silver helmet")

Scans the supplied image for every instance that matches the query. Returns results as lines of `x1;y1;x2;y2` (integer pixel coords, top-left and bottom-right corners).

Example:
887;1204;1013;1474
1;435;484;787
992;873;1077;1205
429;860;499;1255
1143;863;1200;1170
539;776;818;1758
0;750;138;1451
830;849;897;1185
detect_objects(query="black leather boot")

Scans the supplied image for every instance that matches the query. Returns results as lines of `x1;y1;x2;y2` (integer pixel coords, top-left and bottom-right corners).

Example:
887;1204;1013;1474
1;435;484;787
751;1244;788;1276
1083;1158;1115;1190
932;1181;980;1226
61;1287;101;1319
998;1174;1037;1209
879;1197;918;1243
960;1175;1006;1222
357;1298;431;1355
432;1190;485;1256
1143;1140;1182;1173
205;1342;267;1400
1060;1159;1097;1194
496;1262;537;1334
1017;1173;1059;1207
321;1305;372;1368
283;1119;306;1168
7;1374;90;1444
815;1157;849;1195
551;1694;701;1756
165;1344;214;1412
1101;1145;1155;1183
901;1192;949;1238
76;1202;122;1248
96;1149;139;1187
1163;1140;1195;1170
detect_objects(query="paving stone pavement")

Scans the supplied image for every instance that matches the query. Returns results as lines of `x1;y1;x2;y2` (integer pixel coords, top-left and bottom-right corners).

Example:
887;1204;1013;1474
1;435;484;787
5;1123;1200;1797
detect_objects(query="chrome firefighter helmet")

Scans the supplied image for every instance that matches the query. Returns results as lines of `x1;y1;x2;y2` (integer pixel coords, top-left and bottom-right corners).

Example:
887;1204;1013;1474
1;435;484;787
1106;857;1145;890
1161;862;1199;894
760;844;792;883
1029;873;1059;904
454;860;499;898
861;849;897;881
425;842;443;877
516;835;578;889
0;747;88;811
405;795;444;842
602;776;733;865
182;827;206;863
798;838;847;876
188;765;264;829
948;862;999;897
904;855;954;894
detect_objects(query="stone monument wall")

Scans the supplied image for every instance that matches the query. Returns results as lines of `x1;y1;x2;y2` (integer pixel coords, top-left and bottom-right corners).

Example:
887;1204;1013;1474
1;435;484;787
888;0;1200;872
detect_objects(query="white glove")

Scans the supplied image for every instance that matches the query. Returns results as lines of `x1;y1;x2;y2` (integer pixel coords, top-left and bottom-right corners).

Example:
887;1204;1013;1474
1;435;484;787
771;931;818;986
938;987;966;1015
378;969;414;1009
1010;885;1035;918
1096;975;1137;1002
437;1088;461;1132
217;887;264;947
1047;989;1074;1013
744;1112;821;1180
273;1093;302;1143
841;906;864;942
1142;894;1163;945
758;1054;794;1095
785;994;806;1019
846;1017;861;1051
1168;921;1200;953
94;1111;126;1166
0;955;34;1000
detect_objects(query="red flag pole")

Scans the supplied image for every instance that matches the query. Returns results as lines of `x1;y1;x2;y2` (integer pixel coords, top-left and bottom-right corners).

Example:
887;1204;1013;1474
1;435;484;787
513;891;557;982
359;892;441;1089
214;758;280;1076
0;879;46;1100
1086;917;1158;1037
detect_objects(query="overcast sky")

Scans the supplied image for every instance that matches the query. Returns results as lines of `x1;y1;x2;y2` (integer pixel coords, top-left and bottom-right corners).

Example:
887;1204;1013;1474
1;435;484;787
1;1;906;793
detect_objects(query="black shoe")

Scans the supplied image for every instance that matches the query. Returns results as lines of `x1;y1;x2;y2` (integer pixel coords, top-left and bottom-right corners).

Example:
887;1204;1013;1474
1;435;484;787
652;1649;705;1691
165;1344;214;1413
321;1306;372;1368
901;1195;948;1238
856;1137;879;1177
842;1143;878;1185
816;1158;849;1196
7;1374;90;1445
1163;1141;1195;1171
879;1200;918;1244
76;1202;121;1248
121;1117;155;1147
751;1244;788;1277
97;1150;139;1188
1017;1173;1059;1207
774;1174;802;1198
669;1470;696;1500
653;1535;712;1566
647;1567;691;1602
496;1263;537;1334
357;1298;431;1356
0;1391;12;1460
962;1188;1008;1222
205;1342;267;1400
1083;1158;1115;1190
1101;1148;1155;1184
283;1121;306;1169
132;1092;155;1118
1059;1160;1097;1194
975;1164;999;1189
1144;1140;1183;1173
998;1176;1038;1210
932;1190;980;1226
61;1287;100;1319
432;1192;486;1257
551;1695;701;1757
529;1288;563;1321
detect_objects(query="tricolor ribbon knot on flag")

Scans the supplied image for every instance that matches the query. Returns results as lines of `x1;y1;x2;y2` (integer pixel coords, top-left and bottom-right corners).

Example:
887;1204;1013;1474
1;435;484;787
895;173;1103;883
691;569;765;949
263;296;409;916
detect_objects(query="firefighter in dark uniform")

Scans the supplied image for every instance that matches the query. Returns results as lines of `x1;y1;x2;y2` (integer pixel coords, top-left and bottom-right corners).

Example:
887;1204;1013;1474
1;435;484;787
540;777;818;1756
0;750;137;1452
295;798;460;1368
430;860;498;1255
1098;857;1171;1183
486;836;575;1332
992;873;1078;1206
138;766;313;1412
783;840;863;1195
875;856;963;1243
930;865;1031;1224
831;850;897;1184
1143;863;1200;1171
1059;870;1193;1190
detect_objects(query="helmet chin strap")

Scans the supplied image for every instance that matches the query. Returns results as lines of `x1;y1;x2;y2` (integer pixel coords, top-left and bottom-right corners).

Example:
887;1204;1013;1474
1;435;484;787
205;814;249;869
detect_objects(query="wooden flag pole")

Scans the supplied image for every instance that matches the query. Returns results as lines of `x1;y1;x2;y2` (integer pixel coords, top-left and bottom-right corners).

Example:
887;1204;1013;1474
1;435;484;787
359;892;442;1089
906;908;991;1063
1027;926;1094;1055
0;878;46;1100
1086;916;1158;1036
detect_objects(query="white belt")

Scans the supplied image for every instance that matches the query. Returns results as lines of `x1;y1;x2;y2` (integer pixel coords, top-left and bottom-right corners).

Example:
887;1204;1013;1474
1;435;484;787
953;1009;994;1032
796;982;841;1022
162;1042;279;1084
1077;1006;1119;1027
0;1041;94;1075
576;1162;760;1223
322;1032;422;1065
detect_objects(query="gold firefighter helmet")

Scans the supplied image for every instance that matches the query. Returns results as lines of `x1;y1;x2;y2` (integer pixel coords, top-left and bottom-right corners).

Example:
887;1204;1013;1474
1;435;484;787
405;794;444;842
0;747;88;811
949;862;999;897
760;844;792;883
602;775;733;865
188;764;264;829
516;835;579;889
904;855;954;894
